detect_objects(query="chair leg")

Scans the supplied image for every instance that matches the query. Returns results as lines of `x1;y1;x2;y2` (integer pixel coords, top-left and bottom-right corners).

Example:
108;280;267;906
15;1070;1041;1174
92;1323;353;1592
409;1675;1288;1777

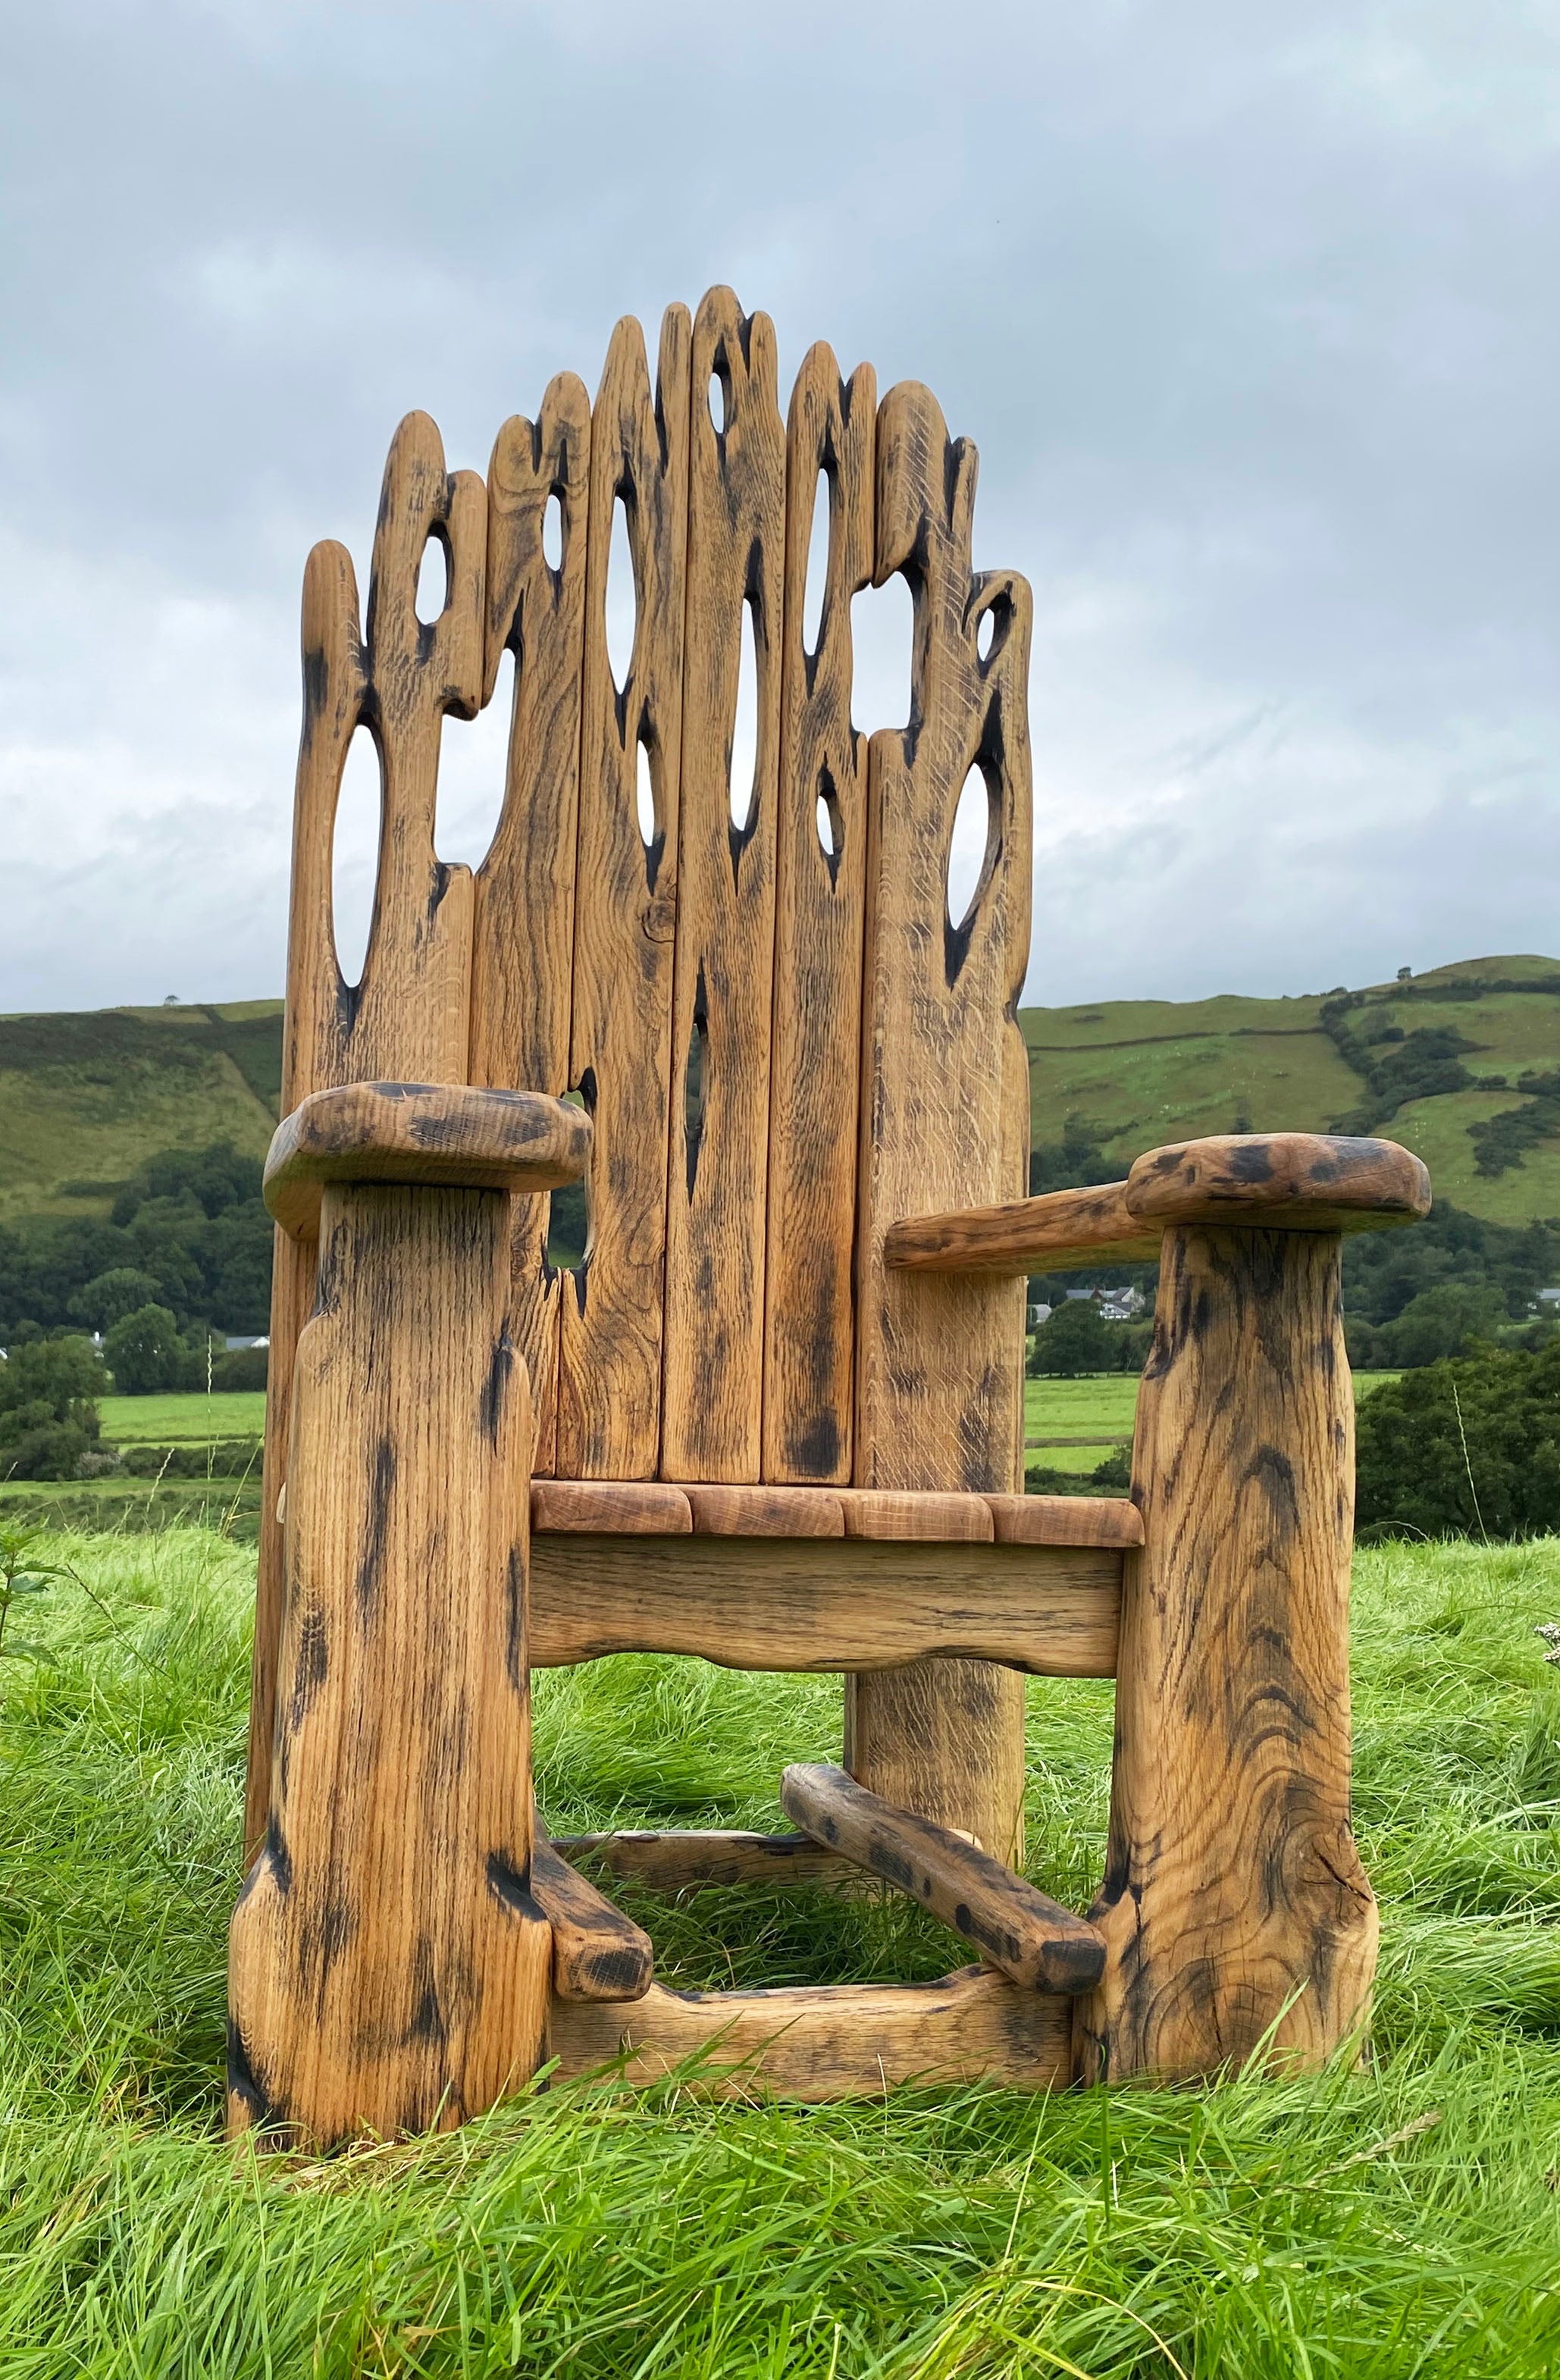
227;1182;551;2146
1076;1223;1377;2084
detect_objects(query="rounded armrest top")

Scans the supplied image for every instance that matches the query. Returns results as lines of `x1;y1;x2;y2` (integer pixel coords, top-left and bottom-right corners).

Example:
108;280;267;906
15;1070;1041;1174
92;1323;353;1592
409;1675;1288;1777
1124;1132;1430;1229
265;1081;592;1240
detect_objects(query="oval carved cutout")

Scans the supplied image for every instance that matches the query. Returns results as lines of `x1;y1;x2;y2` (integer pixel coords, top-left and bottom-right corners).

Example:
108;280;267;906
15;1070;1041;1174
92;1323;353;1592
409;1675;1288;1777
604;493;637;694
331;723;384;989
414;530;448;626
946;761;995;932
730;595;760;835
802;466;831;656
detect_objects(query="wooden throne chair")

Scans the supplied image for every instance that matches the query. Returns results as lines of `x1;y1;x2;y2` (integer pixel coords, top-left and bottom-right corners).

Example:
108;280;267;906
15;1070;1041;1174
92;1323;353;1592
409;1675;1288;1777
229;288;1430;2144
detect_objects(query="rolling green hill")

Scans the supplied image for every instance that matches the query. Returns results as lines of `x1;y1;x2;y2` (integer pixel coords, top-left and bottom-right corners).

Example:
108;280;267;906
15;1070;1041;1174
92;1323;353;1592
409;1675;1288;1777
0;1002;281;1226
2;957;1558;1228
1024;954;1560;1222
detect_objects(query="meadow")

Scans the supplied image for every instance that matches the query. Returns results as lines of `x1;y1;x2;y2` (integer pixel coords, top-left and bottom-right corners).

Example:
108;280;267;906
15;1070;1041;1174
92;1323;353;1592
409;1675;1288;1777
2;1523;1557;2375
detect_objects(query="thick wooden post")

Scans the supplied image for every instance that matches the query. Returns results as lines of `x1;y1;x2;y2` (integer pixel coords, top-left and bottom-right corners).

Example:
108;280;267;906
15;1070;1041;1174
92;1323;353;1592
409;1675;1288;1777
1076;1223;1378;2082
229;1085;588;2146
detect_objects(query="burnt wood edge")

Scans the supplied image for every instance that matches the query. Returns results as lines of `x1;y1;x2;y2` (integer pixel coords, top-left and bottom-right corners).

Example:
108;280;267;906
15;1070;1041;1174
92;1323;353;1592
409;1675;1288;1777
530;1825;655;2003
780;1763;1107;1993
265;1080;592;1240
884;1132;1430;1276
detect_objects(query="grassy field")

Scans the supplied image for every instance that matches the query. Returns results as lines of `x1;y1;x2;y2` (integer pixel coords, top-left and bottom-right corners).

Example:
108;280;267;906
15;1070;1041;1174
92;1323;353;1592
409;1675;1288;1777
100;1392;268;1445
2;1524;1557;2373
1024;1373;1399;1470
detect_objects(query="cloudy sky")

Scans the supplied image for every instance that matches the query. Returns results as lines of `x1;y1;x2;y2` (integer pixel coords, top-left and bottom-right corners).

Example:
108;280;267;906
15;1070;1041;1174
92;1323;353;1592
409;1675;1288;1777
2;0;1555;1013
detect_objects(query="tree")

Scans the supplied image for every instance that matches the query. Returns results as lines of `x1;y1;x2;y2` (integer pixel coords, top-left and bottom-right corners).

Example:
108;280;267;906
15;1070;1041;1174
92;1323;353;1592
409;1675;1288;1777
103;1304;198;1395
1357;1342;1560;1539
0;1333;105;1479
67;1266;164;1332
1380;1281;1508;1369
1029;1297;1113;1376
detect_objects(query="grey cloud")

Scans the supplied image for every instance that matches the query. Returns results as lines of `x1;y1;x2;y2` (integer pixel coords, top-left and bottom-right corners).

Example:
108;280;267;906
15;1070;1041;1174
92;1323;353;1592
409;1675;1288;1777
1;0;1555;1010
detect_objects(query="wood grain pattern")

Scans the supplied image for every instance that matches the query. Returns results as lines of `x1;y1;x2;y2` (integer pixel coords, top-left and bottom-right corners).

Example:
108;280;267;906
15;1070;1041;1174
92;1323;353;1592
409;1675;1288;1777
885;1180;1157;1276
780;1765;1105;1992
528;1533;1120;1677
661;288;786;1483
1125;1133;1432;1231
560;306;692;1480
847;380;1035;1862
840;1490;993;1542
553;1829;857;1894
532;1480;693;1534
986;1494;1143;1550
263;1082;590;1240
548;1963;1072;2097
682;1483;844;1536
530;1825;654;2003
1075;1225;1378;2084
471;371;593;1475
248;416;487;1863
229;1184;549;2145
763;343;877;1483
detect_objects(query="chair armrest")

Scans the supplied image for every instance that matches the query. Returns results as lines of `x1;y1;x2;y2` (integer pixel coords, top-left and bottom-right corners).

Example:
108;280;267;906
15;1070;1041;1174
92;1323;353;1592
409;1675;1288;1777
884;1132;1430;1276
264;1080;591;1241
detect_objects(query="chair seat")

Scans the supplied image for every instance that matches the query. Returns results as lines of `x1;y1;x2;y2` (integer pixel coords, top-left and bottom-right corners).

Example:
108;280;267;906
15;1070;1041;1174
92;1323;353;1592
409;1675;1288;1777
531;1479;1142;1551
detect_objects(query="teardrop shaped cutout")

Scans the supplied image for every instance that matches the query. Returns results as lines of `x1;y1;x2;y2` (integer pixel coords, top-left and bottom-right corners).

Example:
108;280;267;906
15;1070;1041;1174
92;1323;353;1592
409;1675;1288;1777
977;606;995;662
730;598;760;834
802;466;830;656
542;490;564;573
436;645;512;872
414;531;448;625
604;494;636;694
709;370;728;434
636;734;656;847
946;763;993;931
332;724;383;988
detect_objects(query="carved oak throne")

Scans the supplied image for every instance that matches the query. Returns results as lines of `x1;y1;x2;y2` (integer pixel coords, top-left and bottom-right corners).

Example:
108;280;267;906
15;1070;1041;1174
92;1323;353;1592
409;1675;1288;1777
229;289;1429;2144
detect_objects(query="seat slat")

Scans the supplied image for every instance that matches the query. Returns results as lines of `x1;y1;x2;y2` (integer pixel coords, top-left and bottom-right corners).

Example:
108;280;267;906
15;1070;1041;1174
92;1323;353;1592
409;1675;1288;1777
532;1480;692;1536
560;307;693;1480
661;290;787;1482
470;372;592;1475
682;1484;845;1537
763;344;877;1483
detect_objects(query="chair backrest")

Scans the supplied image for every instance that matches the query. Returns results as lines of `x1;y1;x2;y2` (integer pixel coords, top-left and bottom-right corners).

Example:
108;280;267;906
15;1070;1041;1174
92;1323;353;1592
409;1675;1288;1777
274;287;1034;1492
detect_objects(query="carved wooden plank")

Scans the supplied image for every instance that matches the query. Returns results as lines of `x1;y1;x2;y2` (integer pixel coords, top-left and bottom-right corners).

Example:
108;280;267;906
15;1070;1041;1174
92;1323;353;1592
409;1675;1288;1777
229;1184;550;2145
660;288;786;1483
682;1484;844;1536
986;1495;1143;1550
763;343;877;1483
549;1964;1071;2098
885;1180;1155;1276
560;306;692;1479
471;372;593;1474
263;1082;590;1241
528;1534;1120;1676
780;1765;1105;1992
847;381;1035;1863
554;1830;857;1894
839;1490;993;1542
532;1480;692;1534
1075;1226;1378;2084
247;418;487;1860
530;1826;653;2003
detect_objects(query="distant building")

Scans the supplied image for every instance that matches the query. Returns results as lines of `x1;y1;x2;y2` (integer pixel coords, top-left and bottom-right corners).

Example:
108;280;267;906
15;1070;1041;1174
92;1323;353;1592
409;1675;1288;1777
224;1335;270;1351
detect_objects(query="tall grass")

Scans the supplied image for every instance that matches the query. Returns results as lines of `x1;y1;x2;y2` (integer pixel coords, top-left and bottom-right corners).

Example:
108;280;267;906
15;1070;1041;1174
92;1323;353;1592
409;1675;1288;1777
2;1529;1557;2375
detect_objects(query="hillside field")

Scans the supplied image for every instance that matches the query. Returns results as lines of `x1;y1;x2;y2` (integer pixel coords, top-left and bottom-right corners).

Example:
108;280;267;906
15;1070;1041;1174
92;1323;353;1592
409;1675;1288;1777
2;956;1558;1230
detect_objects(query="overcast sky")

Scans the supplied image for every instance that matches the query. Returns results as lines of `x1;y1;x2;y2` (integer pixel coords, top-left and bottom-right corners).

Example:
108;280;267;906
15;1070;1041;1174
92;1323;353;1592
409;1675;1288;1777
2;0;1555;1013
